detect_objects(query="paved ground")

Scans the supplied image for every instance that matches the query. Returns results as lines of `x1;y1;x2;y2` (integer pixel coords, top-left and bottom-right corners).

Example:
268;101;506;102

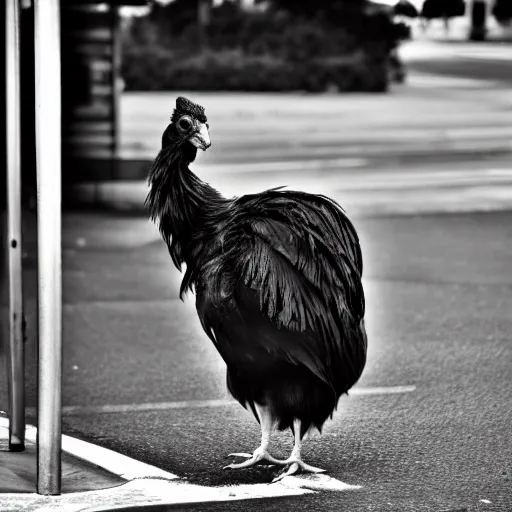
118;76;512;165
2;38;512;511
402;39;512;84
1;209;510;511
0;419;124;494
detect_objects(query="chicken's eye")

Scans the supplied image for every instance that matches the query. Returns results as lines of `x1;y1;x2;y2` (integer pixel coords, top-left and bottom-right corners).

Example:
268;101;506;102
178;117;193;132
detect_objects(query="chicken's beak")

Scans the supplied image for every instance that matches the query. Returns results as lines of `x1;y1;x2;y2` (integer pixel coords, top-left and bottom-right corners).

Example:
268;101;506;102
189;123;211;151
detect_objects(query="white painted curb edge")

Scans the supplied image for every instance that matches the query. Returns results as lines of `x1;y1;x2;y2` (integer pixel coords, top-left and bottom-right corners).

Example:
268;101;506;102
0;416;177;481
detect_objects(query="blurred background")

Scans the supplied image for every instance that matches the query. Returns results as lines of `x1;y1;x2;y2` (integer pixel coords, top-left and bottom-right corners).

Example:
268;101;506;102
3;0;512;210
1;0;512;210
1;0;512;509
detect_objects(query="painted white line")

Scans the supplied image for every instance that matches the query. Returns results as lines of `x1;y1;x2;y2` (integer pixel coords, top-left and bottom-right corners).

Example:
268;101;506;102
405;73;502;89
21;386;416;417
214;168;512;192
75;166;512;191
349;385;416;396
197;156;512;176
200;138;512;161
199;157;369;172
59;398;236;416
44;431;178;482
0;479;316;511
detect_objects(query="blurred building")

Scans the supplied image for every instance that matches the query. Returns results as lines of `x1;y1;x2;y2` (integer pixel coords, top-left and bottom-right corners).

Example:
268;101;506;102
1;0;148;209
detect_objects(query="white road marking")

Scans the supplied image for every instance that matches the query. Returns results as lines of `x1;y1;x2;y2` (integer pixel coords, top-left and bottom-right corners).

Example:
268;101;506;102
198;157;370;172
0;479;316;511
405;74;503;89
349;385;416;395
53;428;177;481
23;386;416;417
213;167;512;191
0;416;176;481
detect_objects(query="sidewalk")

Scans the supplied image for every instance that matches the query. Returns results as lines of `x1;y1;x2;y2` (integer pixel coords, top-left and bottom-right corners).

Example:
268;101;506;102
0;416;124;495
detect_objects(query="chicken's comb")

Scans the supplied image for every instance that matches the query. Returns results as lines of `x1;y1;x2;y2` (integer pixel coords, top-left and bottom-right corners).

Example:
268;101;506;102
171;97;207;124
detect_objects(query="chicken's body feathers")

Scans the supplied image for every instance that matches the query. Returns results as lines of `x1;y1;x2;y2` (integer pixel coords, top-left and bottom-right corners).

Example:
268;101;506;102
166;186;367;433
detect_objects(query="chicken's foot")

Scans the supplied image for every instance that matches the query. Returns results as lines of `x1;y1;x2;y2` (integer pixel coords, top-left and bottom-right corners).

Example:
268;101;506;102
224;403;289;470
272;419;326;482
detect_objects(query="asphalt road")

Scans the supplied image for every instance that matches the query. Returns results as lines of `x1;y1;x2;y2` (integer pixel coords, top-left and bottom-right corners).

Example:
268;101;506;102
0;208;508;511
409;57;512;83
87;53;512;219
1;39;512;511
401;40;512;84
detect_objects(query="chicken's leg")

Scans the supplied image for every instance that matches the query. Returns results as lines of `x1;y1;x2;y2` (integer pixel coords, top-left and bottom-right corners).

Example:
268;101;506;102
272;419;326;482
224;404;289;469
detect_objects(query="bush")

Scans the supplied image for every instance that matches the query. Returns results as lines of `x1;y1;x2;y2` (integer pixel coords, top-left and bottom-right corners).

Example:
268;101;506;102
122;47;388;93
121;4;398;93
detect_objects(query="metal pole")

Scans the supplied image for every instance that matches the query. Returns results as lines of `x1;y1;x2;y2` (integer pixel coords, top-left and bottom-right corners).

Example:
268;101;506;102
6;0;25;453
34;0;62;496
111;5;121;157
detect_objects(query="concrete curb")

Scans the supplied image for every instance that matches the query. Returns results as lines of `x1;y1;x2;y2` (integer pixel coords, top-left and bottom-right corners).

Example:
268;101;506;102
24;424;179;482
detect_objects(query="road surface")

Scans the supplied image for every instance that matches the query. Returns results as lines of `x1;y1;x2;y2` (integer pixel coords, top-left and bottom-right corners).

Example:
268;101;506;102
2;39;512;511
402;39;512;84
5;209;510;512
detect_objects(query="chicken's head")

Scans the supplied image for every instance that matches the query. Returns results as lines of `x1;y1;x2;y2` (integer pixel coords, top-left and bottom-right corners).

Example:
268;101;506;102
162;97;211;155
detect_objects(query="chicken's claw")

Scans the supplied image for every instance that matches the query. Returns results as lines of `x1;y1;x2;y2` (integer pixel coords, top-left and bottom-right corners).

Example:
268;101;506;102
223;447;287;469
226;452;252;459
272;459;326;483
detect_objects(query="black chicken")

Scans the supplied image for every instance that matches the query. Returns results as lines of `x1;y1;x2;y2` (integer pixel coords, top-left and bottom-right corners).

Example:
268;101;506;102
146;97;367;481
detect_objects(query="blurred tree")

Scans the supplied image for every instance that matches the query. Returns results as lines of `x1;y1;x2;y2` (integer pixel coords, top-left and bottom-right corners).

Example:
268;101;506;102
492;0;512;23
469;0;487;40
420;0;466;20
255;0;365;17
420;0;465;34
253;0;369;27
146;0;212;40
393;0;419;18
122;0;410;92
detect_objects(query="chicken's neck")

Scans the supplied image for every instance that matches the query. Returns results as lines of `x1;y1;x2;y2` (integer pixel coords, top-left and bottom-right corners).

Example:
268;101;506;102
146;147;228;270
